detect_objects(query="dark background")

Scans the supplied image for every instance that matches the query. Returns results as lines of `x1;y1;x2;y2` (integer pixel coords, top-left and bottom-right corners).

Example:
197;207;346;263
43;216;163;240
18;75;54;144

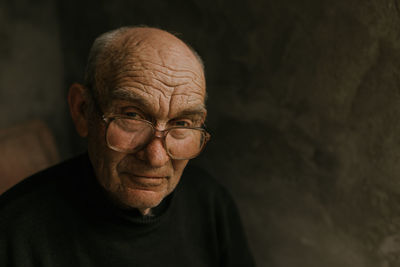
3;0;400;266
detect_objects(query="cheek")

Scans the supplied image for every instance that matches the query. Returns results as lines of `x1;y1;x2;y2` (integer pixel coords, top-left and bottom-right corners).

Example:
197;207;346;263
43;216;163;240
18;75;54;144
87;118;106;152
87;123;124;189
173;160;189;173
169;159;189;190
90;149;126;192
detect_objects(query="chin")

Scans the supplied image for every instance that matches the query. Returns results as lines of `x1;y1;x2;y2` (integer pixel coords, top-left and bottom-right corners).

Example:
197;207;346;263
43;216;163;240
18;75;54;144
114;186;167;211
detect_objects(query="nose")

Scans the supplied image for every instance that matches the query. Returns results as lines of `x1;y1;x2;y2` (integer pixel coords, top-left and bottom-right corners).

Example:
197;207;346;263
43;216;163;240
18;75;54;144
137;136;170;167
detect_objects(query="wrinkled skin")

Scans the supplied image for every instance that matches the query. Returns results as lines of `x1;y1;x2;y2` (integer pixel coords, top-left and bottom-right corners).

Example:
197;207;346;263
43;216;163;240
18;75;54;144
69;28;206;215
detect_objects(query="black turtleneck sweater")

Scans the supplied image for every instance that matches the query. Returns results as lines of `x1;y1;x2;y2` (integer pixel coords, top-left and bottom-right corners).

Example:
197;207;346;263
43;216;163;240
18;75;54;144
0;154;255;267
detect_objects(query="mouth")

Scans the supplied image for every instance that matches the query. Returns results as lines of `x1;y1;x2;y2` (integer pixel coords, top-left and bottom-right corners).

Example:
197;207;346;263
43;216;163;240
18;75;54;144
120;172;168;189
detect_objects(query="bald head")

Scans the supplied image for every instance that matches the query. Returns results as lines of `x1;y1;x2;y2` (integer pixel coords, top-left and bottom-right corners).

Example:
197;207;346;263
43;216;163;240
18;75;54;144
84;27;205;106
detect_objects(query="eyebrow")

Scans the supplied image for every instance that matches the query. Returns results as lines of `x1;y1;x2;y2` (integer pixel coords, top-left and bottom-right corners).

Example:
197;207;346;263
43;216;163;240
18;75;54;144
174;107;207;120
110;87;152;107
110;87;207;118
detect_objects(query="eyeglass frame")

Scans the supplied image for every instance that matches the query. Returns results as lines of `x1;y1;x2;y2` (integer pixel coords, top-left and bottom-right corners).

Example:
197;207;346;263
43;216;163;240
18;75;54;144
100;112;211;160
85;85;211;160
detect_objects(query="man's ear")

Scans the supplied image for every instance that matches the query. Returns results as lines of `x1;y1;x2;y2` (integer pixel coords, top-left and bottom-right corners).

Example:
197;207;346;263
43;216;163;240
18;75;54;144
68;83;89;137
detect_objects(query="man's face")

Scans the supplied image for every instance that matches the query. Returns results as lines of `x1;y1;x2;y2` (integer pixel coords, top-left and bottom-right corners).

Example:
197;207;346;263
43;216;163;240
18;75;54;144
86;34;206;215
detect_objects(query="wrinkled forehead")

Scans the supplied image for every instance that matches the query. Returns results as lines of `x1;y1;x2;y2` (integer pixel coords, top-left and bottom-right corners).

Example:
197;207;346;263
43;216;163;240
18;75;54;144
95;30;206;103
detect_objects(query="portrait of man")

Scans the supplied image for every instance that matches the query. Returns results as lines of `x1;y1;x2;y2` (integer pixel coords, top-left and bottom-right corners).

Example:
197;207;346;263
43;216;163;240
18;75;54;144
0;27;255;266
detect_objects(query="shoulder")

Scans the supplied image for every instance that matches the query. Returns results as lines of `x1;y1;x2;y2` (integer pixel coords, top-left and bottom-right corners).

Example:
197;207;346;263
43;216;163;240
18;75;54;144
179;166;256;266
0;153;90;219
180;163;230;194
177;163;236;211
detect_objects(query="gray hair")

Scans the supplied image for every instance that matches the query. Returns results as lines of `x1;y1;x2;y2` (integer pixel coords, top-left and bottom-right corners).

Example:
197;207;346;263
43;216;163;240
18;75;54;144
83;26;205;104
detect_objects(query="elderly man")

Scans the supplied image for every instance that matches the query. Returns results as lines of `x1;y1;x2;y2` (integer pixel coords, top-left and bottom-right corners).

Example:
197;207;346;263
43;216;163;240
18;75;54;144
0;27;255;266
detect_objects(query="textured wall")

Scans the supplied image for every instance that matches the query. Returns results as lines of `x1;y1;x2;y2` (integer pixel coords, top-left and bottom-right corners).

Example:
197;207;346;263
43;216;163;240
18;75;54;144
0;0;69;156
3;0;400;266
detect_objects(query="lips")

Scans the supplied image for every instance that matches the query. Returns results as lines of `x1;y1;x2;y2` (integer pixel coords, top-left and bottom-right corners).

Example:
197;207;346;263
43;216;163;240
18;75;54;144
120;172;168;189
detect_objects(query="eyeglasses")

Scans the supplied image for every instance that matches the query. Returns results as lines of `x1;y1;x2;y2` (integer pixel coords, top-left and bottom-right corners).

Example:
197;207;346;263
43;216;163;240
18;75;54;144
102;115;211;160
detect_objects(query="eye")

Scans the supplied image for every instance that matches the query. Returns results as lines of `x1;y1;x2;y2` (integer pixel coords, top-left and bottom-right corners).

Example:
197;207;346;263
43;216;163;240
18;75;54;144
120;107;145;119
172;120;192;127
125;111;140;118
